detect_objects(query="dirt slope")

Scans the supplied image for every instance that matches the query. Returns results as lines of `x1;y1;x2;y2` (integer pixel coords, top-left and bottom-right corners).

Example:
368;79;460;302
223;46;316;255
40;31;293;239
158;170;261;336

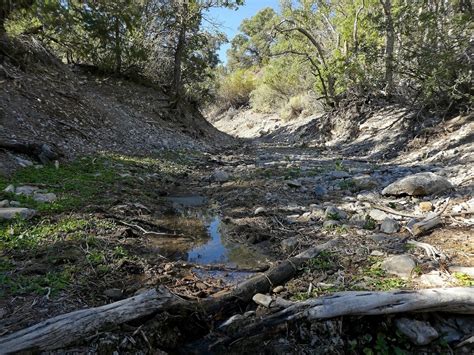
0;56;231;175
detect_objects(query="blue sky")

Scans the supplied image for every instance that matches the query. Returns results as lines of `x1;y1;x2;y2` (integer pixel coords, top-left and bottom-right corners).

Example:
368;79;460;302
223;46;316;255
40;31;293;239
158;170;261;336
206;0;280;63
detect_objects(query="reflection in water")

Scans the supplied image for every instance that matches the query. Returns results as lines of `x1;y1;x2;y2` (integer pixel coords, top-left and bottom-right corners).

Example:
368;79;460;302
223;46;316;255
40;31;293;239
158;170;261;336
149;214;262;268
188;217;228;265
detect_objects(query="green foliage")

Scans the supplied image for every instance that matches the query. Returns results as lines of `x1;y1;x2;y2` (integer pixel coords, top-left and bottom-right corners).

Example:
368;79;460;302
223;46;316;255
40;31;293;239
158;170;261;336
306;251;337;272
216;68;256;109
453;272;474;287
0;269;71;297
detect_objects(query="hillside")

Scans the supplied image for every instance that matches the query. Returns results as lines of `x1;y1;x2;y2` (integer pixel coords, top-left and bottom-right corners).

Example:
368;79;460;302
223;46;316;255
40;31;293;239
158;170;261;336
0;52;230;176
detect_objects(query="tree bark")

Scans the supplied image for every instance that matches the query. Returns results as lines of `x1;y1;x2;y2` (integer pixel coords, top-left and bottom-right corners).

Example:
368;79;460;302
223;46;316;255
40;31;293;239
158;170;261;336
172;4;188;107
114;16;122;74
0;288;183;354
380;0;395;96
207;287;474;351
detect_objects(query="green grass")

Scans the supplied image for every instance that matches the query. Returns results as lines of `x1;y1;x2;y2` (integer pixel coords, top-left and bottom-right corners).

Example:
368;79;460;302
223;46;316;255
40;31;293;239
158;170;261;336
363;216;377;230
0;152;195;213
306;251;337;272
453;272;474;286
0;217;98;251
0;268;72;297
339;179;356;191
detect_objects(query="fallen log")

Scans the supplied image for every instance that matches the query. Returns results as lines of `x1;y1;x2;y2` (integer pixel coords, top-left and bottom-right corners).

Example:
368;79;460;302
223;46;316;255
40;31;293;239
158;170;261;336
412;217;442;236
213;287;474;348
200;238;340;315
0;238;338;353
0;287;183;354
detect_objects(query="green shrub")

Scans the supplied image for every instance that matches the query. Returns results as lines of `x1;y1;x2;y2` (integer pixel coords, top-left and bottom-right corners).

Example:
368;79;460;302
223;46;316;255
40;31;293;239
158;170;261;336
217;69;256;109
250;83;283;113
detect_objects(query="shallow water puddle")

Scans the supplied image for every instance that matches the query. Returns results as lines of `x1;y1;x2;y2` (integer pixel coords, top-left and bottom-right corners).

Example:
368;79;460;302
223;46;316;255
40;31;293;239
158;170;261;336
150;197;264;269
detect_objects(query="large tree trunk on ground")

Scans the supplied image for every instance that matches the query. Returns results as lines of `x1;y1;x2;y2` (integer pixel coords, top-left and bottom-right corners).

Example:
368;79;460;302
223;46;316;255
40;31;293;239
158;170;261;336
0;288;183;354
0;239;339;353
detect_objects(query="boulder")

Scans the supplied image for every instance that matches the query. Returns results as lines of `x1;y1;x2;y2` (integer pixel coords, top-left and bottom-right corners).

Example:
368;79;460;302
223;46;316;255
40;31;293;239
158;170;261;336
33;193;57;203
0;208;36;220
381;254;415;278
369;209;389;221
352;175;379;191
15;185;39;196
395;318;439;345
211;170;230;183
380;218;400;234
382;172;453;196
0;200;9;208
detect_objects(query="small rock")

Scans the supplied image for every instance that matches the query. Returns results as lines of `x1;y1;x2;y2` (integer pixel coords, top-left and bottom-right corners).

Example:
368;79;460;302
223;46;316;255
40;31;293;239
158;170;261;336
325;206;347;220
313;186;327;198
419;202;433;212
370;250;384;256
356;191;378;201
352;175;379;190
369;209;389;221
103;288;123;300
15;185;39;196
33;192;57;203
0;200;9;208
380;218;400;234
0;307;7;318
329;170;350;179
395;318;439;345
15;157;34;167
287;180;302;188
273;286;285;293
382;254;416;278
4;185;15;193
211;170;230;183
323;220;341;228
254;207;267;216
9;201;21;207
252;293;273;308
382;172;453;196
0;208;36;220
281;237;299;253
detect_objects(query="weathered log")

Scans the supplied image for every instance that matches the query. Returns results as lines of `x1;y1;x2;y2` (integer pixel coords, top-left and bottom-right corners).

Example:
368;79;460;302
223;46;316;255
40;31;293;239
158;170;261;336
0;287;182;354
412;217;442;236
200;238;340;315
220;287;474;344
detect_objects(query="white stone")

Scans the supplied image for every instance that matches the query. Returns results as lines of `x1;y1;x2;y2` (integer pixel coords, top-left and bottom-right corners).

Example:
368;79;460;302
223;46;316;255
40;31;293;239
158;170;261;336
382;254;416;278
33;192;57;203
0;208;36;220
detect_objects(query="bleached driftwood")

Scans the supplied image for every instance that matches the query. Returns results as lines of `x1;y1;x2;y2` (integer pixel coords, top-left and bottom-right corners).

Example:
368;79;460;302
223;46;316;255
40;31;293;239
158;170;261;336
0;287;182;354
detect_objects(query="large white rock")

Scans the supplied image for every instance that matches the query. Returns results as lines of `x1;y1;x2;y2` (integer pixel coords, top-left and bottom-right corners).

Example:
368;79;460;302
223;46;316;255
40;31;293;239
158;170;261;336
382;172;453;196
0;208;36;220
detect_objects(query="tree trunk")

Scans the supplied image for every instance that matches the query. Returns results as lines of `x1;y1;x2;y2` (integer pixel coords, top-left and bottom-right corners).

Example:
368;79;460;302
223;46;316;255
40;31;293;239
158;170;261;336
381;0;395;96
114;16;121;74
0;288;184;354
204;287;474;351
172;4;188;107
